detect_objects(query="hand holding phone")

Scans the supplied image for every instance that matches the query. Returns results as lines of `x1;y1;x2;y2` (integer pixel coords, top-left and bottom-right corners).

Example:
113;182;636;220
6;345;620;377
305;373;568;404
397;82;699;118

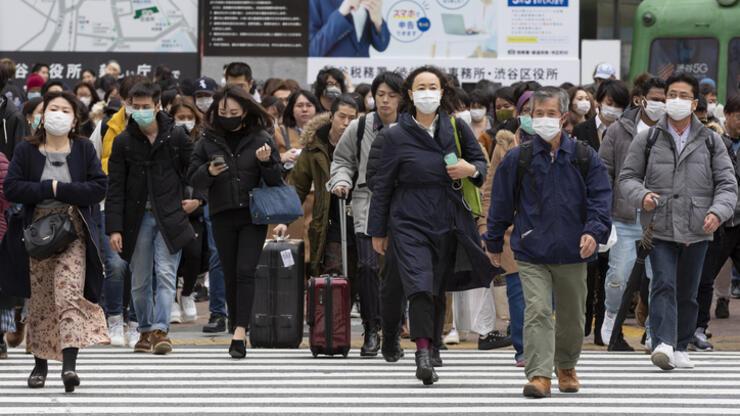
444;152;459;166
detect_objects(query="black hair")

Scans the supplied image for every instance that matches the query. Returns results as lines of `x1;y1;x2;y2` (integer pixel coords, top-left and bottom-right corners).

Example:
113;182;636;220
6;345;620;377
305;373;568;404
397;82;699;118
665;72;700;99
513;81;541;104
283;89;320;128
73;81;101;109
161;88;180;110
96;74;119;96
25;91;85;146
41;80;68;95
260;95;286;116
371;71;403;97
179;78;197;98
469;89;490;107
474;79;496;101
205;85;272;135
449;87;470;111
700;83;717;97
355;83;371;98
639;77;667;96
313;67;347;101
559;82;575;90
119;75;149;100
129;80;162;104
347;92;365;113
401;65;456;115
595;79;630;109
81;68;96;79
224;62;253;81
22;97;44;117
31;63;49;74
725;95;740;115
495;87;516;105
696;94;708;112
331;94;360;114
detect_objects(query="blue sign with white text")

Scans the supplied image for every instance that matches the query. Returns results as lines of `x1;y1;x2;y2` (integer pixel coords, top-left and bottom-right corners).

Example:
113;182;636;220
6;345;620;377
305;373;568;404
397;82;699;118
508;0;569;6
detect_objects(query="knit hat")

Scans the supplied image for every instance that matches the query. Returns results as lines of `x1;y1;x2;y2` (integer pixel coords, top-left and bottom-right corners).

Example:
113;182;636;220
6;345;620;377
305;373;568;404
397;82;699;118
26;73;45;90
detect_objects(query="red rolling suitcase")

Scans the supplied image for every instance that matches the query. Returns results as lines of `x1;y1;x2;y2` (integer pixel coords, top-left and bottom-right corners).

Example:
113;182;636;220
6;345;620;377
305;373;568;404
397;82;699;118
306;197;352;357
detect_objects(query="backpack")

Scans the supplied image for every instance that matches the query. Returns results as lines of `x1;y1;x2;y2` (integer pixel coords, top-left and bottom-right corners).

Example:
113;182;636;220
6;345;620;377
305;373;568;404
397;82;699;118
514;139;591;211
643;126;716;167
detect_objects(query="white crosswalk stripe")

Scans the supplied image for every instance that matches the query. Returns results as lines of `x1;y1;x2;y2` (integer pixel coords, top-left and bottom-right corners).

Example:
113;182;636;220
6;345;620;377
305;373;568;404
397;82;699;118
0;347;738;415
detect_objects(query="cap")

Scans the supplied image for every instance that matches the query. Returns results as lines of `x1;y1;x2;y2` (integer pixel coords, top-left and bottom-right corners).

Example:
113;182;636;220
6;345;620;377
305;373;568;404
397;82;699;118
26;73;45;89
699;78;717;90
593;63;616;80
194;76;218;95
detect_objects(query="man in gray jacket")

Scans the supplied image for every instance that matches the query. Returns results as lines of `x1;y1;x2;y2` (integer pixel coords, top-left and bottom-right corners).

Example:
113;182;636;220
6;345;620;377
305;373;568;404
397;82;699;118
598;76;665;350
328;71;403;358
619;73;737;371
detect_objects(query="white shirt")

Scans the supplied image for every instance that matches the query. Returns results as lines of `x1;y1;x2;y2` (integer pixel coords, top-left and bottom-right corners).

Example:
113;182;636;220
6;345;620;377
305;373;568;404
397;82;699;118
413;115;439;138
595;114;608;140
667;121;690;154
636;118;650;135
351;8;368;42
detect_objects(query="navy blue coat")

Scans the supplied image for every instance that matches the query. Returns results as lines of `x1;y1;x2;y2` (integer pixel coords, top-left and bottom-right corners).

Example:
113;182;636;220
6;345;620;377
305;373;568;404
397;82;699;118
0;139;107;302
367;112;497;296
485;132;612;264
309;0;391;57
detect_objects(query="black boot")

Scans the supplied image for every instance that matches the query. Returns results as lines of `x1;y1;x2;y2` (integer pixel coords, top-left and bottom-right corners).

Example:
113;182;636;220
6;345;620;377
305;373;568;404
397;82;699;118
229;339;247;359
381;329;404;362
607;333;634;352
414;349;437;385
360;323;381;357
62;348;80;393
27;356;47;389
430;344;443;367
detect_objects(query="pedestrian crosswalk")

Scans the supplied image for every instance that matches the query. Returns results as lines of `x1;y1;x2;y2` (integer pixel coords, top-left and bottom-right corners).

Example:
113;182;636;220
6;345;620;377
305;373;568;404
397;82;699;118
1;347;740;414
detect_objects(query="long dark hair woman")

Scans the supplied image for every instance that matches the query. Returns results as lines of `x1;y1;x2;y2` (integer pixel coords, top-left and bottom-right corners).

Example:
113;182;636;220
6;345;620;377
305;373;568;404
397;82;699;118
3;91;109;392
187;85;282;359
367;66;494;385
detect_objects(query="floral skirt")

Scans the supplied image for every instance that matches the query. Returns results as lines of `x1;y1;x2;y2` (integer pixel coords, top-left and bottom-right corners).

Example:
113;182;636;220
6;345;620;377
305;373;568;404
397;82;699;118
27;206;109;361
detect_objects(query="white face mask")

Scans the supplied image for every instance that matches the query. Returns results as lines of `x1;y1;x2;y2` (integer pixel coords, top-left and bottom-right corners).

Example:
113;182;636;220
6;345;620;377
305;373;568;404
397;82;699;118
176;120;196;133
707;102;717;117
79;96;92;107
43;111;74;136
366;97;375;111
196;97;214;113
412;90;441;115
665;98;693;121
600;105;623;122
456;110;472;125
643;100;666;122
574;100;591;116
532;117;562;142
470;108;487;122
125;104;134;117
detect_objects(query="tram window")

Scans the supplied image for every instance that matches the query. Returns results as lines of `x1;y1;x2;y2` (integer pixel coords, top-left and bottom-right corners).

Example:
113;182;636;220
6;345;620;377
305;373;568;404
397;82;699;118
649;38;719;82
730;38;739;99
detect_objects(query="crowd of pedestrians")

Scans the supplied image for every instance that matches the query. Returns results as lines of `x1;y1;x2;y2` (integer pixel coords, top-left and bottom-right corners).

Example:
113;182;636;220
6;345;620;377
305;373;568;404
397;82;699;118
0;55;739;398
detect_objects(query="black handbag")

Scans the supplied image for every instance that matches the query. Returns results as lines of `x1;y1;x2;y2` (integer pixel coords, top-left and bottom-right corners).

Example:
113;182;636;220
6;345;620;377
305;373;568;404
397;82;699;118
23;212;77;260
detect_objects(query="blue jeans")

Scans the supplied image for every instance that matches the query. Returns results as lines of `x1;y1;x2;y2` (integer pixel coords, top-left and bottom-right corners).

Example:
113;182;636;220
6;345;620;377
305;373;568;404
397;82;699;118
204;206;227;317
99;211;133;319
605;220;653;315
130;212;181;333
648;239;708;351
506;273;525;361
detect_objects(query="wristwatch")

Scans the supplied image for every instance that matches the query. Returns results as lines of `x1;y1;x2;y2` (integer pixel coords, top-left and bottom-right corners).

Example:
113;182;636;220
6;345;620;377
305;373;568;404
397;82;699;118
472;169;481;179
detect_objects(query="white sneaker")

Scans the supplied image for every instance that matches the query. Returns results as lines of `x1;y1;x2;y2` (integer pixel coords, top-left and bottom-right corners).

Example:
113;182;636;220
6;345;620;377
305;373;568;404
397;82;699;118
601;311;616;344
107;315;126;347
181;294;197;323
126;321;139;349
350;304;360;319
644;334;653;353
674;350;695;369
651;342;675;370
444;328;460;345
170;301;183;324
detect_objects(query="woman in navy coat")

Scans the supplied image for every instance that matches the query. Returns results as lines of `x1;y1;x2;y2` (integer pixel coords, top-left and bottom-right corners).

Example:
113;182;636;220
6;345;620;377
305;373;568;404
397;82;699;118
367;66;495;385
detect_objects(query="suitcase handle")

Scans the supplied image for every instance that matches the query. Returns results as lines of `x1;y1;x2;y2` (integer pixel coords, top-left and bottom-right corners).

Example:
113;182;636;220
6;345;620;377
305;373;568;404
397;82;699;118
338;197;348;278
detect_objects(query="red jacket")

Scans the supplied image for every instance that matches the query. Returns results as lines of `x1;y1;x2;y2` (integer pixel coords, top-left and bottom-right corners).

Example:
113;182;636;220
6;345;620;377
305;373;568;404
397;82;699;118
0;151;9;240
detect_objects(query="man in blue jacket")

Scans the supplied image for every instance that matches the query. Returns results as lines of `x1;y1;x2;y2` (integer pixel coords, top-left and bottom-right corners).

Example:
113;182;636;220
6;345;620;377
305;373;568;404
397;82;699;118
309;0;391;57
485;87;612;399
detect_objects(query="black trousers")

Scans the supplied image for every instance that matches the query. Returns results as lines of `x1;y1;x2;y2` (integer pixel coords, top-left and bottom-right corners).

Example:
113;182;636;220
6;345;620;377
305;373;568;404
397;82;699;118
211;208;268;329
697;225;740;329
380;244;407;336
586;252;608;337
179;218;206;297
355;234;381;328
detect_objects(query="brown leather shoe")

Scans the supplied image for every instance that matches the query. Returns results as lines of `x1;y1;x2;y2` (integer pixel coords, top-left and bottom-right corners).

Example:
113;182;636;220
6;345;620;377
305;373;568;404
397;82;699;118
150;330;173;355
134;332;152;353
557;368;580;393
523;376;551;398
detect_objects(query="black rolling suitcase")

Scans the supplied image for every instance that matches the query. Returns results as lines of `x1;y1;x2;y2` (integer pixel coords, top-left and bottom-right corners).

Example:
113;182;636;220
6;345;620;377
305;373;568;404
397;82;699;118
249;238;305;348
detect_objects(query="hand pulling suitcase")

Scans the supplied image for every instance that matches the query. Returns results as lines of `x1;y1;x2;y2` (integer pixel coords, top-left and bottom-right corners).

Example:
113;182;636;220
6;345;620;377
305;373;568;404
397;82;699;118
249;237;305;348
307;197;352;357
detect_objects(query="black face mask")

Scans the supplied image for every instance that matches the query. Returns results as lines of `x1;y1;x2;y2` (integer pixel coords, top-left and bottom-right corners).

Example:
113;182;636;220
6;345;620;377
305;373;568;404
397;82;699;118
217;114;243;132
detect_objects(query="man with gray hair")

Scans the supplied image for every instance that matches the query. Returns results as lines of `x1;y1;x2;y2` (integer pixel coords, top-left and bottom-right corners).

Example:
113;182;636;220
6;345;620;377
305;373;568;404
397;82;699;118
485;86;612;398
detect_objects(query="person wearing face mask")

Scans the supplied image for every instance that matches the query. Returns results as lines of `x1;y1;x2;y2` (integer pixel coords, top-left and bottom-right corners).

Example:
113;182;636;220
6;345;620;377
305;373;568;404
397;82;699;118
485;86;612;398
2;91;109;392
188;85;282;359
573;79;630;152
597;76;666;351
314;67;347;112
23;97;44;135
468;89;495;152
566;87;595;135
691;95;740;353
106;81;197;356
514;91;536;144
192;76;218;116
619;73;737;372
367;66;492;385
25;73;45;101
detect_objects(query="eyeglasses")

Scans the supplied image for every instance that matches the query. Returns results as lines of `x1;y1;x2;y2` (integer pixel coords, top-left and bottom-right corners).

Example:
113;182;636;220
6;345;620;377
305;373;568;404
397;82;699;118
666;92;694;100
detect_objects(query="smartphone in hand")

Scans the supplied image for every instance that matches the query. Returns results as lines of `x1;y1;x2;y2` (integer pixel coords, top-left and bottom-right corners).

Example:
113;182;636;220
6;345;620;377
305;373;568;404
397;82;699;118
444;152;459;166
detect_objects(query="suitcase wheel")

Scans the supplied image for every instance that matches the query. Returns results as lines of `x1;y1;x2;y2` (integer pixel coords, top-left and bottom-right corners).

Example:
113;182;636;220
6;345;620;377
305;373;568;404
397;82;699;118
310;347;319;358
341;347;350;358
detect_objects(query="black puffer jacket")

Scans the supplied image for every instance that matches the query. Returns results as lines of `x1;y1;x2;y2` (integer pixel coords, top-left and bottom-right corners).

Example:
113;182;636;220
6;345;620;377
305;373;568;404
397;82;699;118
188;127;282;216
105;112;196;262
